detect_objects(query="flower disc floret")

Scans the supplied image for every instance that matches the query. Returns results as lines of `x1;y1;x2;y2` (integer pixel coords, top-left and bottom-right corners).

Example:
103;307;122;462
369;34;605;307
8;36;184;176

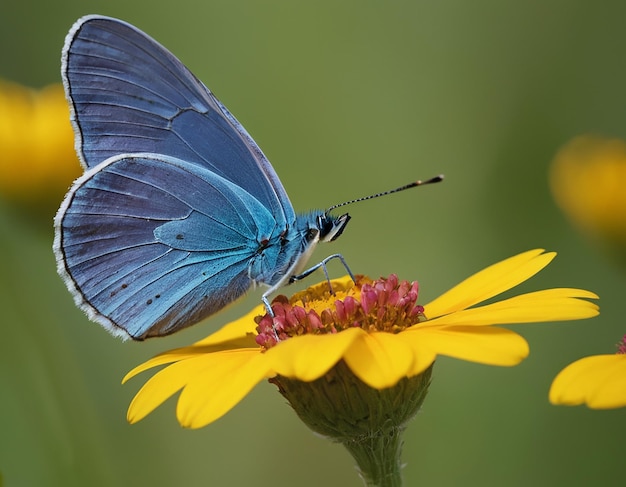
255;275;426;348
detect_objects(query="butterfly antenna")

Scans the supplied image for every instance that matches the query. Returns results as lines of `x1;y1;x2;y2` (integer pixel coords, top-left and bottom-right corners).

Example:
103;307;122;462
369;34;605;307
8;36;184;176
326;174;444;213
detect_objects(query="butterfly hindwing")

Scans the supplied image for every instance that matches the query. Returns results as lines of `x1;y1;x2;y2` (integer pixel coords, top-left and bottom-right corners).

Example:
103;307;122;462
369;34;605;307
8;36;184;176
55;153;277;340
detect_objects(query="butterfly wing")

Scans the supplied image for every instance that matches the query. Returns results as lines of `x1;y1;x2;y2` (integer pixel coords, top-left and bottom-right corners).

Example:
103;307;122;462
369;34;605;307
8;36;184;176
54;153;277;340
62;15;294;224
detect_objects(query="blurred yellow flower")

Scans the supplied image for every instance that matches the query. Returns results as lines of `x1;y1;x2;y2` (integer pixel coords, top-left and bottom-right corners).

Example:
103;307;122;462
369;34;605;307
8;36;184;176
123;249;599;429
549;335;626;409
550;135;626;251
0;79;80;206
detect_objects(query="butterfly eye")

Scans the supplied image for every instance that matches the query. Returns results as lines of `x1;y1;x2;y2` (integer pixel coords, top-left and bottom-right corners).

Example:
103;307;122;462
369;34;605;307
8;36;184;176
316;214;333;236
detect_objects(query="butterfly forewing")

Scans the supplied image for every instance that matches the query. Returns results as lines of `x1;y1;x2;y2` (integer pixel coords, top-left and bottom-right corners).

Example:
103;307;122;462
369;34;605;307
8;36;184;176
62;15;294;223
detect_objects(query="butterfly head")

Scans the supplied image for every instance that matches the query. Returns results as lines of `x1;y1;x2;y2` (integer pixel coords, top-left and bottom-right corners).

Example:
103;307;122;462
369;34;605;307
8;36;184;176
317;212;351;243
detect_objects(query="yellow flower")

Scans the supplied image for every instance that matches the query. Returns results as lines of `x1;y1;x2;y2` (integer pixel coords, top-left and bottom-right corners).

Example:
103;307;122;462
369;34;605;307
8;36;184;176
550;135;626;250
123;249;598;429
0;79;80;206
549;335;626;409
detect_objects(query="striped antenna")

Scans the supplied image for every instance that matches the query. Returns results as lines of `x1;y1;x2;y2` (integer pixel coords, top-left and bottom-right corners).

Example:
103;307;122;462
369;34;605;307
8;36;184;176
326;174;444;213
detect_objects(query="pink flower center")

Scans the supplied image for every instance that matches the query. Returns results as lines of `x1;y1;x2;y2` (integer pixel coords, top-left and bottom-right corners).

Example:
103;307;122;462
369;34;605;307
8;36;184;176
255;274;425;349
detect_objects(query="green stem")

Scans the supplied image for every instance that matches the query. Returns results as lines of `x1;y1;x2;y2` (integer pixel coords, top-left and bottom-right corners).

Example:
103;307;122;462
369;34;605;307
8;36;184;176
340;425;405;487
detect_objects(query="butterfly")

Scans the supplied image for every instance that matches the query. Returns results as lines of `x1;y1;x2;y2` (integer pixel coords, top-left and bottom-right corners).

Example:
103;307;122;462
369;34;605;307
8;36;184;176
54;15;441;341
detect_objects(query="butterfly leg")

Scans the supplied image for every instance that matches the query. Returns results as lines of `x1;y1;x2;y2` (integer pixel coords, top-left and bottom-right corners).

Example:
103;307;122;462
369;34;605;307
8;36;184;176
261;254;355;315
261;294;275;317
289;253;356;291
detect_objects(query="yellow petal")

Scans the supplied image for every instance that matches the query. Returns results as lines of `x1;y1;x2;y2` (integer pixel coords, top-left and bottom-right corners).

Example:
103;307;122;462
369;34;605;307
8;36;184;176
192;305;264;346
424;249;554;319
402;338;438;377
422;288;599;328
343;332;416;389
127;355;215;424
122;341;259;383
176;350;272;428
405;326;530;366
549;354;626;409
268;327;364;381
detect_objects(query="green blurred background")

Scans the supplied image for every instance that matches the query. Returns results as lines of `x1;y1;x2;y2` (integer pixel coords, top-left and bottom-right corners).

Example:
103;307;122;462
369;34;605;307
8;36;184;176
1;1;625;486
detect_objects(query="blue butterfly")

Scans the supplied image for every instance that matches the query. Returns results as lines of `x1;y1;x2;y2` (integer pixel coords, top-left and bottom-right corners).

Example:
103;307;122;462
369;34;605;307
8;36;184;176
54;15;441;341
